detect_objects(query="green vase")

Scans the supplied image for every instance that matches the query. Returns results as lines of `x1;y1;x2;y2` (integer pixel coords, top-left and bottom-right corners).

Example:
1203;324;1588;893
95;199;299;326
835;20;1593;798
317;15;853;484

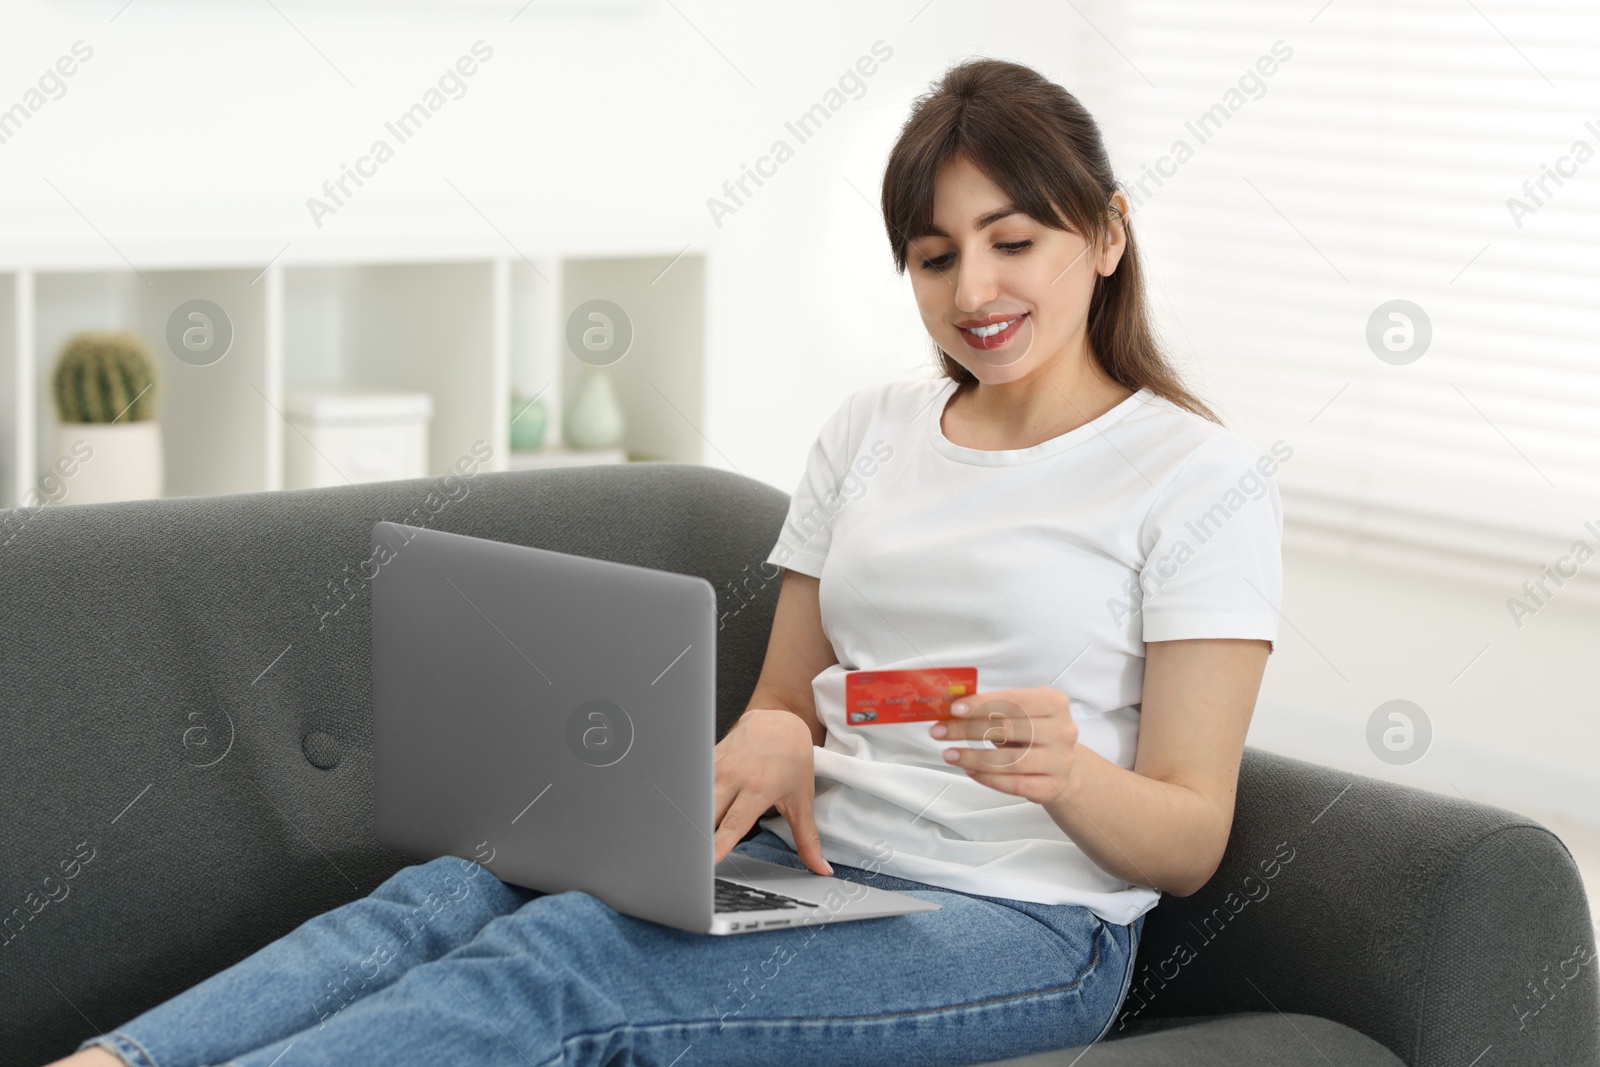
510;393;547;452
565;369;625;449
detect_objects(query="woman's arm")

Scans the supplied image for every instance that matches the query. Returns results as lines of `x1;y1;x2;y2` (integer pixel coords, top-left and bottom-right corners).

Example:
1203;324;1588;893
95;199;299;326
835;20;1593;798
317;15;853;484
935;636;1268;897
1044;637;1270;897
740;568;836;747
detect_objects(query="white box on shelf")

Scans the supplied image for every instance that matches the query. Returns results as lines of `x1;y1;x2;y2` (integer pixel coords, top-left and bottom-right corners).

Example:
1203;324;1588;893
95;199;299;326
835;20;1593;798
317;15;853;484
284;388;433;490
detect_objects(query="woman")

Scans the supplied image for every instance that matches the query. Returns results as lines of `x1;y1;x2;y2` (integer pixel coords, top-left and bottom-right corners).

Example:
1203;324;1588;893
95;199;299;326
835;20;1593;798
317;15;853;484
55;57;1280;1067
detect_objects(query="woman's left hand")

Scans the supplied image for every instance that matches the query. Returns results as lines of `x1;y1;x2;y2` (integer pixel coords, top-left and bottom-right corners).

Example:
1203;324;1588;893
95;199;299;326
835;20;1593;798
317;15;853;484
929;687;1081;804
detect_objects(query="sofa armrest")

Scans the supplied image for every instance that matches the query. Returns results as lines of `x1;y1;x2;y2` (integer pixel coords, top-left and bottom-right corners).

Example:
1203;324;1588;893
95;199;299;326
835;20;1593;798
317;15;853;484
1115;745;1598;1066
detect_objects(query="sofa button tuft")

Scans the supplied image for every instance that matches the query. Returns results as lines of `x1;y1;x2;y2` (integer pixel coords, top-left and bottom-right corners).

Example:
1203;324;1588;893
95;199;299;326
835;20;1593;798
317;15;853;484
302;730;341;769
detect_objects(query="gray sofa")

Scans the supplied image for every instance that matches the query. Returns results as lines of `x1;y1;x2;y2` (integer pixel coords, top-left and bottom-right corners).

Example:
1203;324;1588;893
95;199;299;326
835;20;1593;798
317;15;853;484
2;462;1595;1067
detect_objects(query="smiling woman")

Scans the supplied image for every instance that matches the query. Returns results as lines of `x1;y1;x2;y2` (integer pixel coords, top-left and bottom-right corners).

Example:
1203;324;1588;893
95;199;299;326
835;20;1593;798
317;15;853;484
752;53;1281;1037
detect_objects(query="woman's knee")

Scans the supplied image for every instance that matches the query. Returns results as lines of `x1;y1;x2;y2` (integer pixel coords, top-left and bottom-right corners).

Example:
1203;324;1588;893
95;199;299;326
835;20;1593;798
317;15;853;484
377;854;479;896
352;856;514;954
472;889;639;958
369;854;508;927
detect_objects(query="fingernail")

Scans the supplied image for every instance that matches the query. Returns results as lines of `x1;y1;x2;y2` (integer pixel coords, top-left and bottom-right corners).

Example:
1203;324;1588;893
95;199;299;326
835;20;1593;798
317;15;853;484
952;702;969;716
930;724;947;738
824;863;834;875
944;748;960;762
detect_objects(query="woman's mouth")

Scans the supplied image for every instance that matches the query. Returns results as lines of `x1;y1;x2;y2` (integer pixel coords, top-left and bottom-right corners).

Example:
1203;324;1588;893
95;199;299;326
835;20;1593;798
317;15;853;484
957;312;1028;350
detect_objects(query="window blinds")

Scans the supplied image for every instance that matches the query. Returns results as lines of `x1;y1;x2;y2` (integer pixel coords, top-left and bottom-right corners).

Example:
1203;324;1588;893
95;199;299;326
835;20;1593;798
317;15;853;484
1089;0;1600;601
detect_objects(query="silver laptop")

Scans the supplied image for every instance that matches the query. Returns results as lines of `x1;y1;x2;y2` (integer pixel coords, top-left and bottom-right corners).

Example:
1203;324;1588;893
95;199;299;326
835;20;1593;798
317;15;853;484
371;521;940;935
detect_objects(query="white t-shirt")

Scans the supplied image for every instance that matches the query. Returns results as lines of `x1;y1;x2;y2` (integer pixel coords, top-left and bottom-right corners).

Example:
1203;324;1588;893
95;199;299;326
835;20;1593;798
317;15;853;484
758;374;1284;925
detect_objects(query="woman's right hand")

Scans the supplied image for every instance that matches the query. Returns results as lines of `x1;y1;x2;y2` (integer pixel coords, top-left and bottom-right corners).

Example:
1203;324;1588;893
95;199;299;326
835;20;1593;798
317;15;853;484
713;707;833;876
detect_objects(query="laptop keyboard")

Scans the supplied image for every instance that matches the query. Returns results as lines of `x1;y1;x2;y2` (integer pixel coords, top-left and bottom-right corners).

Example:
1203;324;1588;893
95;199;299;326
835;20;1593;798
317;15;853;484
714;877;820;913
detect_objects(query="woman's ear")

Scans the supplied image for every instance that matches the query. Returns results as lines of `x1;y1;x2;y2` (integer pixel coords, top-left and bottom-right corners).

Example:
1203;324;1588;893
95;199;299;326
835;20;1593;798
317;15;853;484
1096;190;1131;277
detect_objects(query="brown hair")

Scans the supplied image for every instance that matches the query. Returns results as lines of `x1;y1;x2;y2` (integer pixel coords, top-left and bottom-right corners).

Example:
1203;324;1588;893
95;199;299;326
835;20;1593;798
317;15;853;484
880;58;1223;426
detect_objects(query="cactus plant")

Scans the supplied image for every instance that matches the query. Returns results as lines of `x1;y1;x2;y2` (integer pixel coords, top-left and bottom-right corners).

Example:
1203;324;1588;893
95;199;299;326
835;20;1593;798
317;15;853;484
51;330;158;423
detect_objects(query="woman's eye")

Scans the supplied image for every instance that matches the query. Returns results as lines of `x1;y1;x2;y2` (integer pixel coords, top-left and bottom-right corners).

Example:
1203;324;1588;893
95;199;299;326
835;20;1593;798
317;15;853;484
916;240;1033;271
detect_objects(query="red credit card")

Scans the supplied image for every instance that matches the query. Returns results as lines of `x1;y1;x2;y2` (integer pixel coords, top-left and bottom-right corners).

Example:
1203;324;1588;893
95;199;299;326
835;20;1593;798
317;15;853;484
845;667;978;725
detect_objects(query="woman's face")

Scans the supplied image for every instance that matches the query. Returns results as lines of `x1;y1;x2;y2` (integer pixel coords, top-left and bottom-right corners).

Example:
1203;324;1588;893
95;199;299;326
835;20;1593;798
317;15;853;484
906;154;1126;384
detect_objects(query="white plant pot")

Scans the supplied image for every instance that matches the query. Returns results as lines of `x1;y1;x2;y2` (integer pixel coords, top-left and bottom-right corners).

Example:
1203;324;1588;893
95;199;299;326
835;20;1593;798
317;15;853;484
51;421;164;505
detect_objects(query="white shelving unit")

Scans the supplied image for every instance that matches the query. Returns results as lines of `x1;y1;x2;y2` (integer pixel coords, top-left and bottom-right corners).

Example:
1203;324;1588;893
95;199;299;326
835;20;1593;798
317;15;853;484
0;230;707;506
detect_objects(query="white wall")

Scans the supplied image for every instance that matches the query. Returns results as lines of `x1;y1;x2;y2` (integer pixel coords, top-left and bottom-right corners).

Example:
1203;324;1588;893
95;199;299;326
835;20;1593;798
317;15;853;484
3;0;1592;829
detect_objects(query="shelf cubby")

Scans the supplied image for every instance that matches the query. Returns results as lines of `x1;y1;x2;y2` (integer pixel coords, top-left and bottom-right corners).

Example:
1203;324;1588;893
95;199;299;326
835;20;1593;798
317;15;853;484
558;253;707;467
283;261;499;482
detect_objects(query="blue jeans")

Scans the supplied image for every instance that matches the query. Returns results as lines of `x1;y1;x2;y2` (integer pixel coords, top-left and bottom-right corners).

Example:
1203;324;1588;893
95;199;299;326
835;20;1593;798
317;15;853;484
76;829;1146;1067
